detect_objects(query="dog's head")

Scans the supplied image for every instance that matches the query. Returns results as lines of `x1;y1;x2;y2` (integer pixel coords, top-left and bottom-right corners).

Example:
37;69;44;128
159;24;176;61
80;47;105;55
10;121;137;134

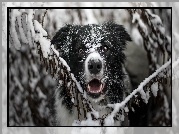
51;21;131;102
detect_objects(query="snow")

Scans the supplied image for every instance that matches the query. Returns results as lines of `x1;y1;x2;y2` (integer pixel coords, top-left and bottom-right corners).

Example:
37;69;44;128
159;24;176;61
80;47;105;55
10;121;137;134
10;9;21;50
27;10;36;47
70;73;84;94
150;12;165;34
139;89;148;103
17;15;28;44
104;115;115;126
51;45;59;57
72;113;100;126
86;43;102;53
34;18;86;98
151;82;159;97
34;20;50;58
124;106;129;112
132;12;148;36
107;59;171;118
146;89;150;100
131;107;135;112
34;20;47;36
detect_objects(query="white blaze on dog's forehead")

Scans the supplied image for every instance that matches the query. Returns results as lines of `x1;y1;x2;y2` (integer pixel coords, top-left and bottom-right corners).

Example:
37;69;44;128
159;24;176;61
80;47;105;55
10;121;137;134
86;43;101;48
86;43;102;53
87;52;103;62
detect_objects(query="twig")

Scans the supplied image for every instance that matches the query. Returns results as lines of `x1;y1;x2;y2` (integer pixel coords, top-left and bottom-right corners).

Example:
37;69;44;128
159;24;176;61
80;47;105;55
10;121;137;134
42;9;48;27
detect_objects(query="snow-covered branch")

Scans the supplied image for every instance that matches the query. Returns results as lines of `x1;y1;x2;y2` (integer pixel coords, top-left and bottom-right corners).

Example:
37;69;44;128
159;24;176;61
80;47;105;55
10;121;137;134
128;9;171;73
108;59;171;114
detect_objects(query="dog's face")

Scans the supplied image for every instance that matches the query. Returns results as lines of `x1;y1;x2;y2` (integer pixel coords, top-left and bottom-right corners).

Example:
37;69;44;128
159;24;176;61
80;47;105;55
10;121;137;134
51;22;131;102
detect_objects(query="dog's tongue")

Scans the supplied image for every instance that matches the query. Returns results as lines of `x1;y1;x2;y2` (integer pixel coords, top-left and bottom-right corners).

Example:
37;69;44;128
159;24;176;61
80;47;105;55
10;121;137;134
88;79;102;92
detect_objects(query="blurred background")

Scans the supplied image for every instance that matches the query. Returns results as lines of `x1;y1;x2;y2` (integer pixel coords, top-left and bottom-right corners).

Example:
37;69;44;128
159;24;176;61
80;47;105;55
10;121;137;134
2;2;179;134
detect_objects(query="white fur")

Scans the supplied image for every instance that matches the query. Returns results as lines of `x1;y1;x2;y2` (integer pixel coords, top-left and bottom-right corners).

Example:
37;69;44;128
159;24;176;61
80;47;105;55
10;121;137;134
54;87;110;126
55;89;78;126
84;52;104;83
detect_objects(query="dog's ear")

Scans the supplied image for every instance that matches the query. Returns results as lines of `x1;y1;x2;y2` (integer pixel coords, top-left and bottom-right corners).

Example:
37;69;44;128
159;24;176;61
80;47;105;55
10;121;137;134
51;24;80;51
102;21;132;64
102;21;132;42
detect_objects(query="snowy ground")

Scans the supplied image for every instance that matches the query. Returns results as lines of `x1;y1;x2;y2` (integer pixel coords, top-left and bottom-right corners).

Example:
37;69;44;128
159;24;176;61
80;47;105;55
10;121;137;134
2;2;179;134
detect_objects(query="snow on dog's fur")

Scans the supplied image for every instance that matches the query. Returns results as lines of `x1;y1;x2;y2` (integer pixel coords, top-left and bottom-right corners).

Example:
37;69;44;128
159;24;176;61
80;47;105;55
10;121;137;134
50;21;132;126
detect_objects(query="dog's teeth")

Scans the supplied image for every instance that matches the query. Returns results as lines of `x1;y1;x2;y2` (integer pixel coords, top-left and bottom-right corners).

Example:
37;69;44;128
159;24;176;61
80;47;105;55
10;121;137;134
100;84;102;90
88;84;90;90
87;83;104;93
100;84;103;92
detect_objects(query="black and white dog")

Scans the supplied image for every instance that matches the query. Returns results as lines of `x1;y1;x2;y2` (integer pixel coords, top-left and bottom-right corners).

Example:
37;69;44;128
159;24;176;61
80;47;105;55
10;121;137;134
50;21;132;126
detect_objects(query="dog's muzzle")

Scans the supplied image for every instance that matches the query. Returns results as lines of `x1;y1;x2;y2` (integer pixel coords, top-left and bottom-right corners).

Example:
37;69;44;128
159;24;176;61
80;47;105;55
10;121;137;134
84;52;107;99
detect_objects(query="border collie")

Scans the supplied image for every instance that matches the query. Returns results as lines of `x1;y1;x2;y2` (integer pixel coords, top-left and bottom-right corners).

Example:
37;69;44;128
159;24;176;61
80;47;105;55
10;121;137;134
50;21;132;126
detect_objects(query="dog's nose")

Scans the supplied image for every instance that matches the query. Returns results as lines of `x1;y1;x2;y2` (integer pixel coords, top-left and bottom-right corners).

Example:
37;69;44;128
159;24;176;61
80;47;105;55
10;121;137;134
88;58;102;74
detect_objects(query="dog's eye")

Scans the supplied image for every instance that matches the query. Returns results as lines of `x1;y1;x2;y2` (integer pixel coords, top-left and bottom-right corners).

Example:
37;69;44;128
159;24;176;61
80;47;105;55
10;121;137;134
78;49;84;54
102;45;108;52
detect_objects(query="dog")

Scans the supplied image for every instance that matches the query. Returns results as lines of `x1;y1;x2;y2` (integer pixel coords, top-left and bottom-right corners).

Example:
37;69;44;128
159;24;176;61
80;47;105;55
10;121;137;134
50;21;132;126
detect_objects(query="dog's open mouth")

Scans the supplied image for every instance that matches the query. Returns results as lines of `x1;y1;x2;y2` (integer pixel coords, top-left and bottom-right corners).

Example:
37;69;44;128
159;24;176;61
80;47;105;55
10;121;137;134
85;77;107;99
87;79;104;93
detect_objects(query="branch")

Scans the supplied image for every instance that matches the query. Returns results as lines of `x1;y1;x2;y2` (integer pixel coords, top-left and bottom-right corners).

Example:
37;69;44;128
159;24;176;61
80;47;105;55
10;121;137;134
107;59;171;117
127;9;171;73
42;9;48;27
